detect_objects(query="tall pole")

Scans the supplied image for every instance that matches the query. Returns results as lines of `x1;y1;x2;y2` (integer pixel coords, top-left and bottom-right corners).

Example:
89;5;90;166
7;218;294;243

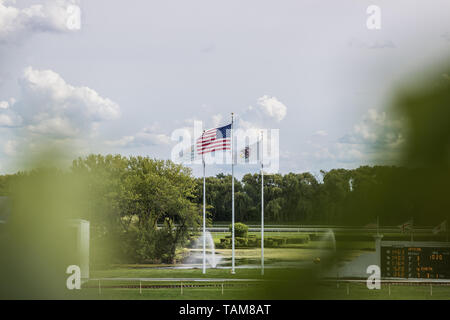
376;216;379;236
231;113;235;274
411;217;414;242
261;131;264;276
202;131;206;274
444;220;450;242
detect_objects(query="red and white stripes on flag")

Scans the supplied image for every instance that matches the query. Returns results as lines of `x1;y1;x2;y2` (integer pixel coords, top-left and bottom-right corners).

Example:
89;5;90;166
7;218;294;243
196;124;232;155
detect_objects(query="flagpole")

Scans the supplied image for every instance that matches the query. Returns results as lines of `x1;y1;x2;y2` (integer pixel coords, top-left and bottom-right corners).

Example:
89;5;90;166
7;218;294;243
231;113;236;274
261;130;264;276
376;216;379;236
445;220;449;242
202;131;206;274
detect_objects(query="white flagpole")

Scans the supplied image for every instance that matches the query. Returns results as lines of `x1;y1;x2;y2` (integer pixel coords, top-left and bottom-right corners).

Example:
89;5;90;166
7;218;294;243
202;131;206;274
377;216;379;236
446;220;449;242
260;131;264;276
231;113;236;274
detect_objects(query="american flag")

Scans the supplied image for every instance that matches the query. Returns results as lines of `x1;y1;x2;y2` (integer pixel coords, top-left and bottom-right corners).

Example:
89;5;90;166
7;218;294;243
197;124;231;155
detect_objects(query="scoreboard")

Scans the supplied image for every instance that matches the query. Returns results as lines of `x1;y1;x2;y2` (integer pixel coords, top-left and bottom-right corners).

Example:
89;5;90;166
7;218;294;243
381;241;450;279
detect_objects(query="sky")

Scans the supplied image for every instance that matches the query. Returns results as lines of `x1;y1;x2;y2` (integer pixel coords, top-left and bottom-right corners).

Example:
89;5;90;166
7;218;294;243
1;0;450;177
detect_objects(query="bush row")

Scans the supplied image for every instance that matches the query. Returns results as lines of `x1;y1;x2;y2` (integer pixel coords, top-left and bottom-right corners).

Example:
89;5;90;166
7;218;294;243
216;234;310;249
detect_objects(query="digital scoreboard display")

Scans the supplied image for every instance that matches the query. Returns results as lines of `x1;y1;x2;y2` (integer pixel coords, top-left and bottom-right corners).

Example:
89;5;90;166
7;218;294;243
381;242;450;279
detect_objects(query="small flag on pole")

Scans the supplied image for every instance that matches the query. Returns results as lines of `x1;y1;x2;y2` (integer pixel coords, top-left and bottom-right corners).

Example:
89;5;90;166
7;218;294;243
241;146;250;162
399;219;413;233
238;139;261;164
432;220;447;234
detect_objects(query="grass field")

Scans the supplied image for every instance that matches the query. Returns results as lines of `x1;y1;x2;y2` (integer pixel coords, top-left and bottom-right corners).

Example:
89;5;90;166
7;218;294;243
91;267;263;279
77;281;450;300
81;230;449;300
83;267;450;300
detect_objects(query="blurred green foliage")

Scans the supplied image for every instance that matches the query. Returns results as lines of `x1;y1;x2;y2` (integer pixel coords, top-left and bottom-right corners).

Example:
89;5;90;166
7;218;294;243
71;155;202;265
258;64;450;299
0;159;87;299
0;155;203;273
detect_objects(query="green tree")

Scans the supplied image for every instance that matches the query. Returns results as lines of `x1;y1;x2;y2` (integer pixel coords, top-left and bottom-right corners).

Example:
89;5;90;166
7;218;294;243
71;154;202;264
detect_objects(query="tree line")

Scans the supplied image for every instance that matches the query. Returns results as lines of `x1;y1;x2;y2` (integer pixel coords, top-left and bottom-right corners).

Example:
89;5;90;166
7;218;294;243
0;156;448;265
194;166;448;227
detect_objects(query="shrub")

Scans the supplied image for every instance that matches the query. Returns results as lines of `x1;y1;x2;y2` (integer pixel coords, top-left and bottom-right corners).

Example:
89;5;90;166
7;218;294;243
217;233;310;248
229;222;249;238
286;235;310;244
235;236;248;247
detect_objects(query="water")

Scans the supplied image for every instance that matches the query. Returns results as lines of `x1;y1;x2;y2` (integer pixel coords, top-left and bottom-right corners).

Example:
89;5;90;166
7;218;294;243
323;229;337;252
185;231;222;268
309;229;338;278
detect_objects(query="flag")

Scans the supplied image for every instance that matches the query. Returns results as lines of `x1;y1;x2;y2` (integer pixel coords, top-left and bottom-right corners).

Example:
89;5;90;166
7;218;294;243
399;220;413;233
241;146;250;160
238;139;260;164
196;124;231;155
432;220;447;234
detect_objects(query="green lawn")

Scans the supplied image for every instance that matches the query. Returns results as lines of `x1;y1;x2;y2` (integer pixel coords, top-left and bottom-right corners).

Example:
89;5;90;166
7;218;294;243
74;281;450;300
82;231;449;300
75;287;254;300
91;267;263;279
318;282;450;300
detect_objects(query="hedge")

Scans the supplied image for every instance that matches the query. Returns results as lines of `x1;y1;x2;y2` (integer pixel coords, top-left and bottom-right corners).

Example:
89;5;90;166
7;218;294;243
216;234;310;249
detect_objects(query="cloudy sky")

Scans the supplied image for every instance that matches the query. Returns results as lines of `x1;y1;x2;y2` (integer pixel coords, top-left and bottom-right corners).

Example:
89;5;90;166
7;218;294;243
1;0;450;177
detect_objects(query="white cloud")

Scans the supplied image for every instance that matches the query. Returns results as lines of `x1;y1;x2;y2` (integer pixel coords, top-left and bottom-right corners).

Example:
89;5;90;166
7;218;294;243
347;38;396;50
308;108;404;166
0;112;21;127
232;95;288;134
0;0;81;42
0;98;15;109
342;108;404;149
442;32;450;42
0;67;120;160
105;135;135;148
211;113;223;128
26;117;80;138
0;98;21;127
333;143;365;163
256;95;287;122
8;67;120;138
106;126;171;148
3;139;17;156
313;130;328;137
102;95;286;153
